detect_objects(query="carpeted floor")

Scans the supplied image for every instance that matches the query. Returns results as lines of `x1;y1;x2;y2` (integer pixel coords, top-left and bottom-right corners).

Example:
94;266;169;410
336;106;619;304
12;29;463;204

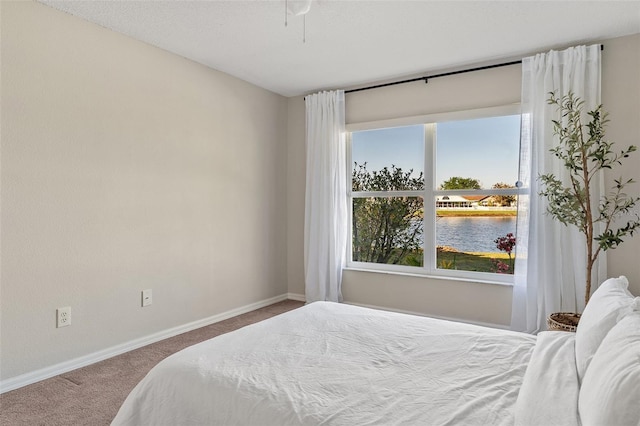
0;299;304;426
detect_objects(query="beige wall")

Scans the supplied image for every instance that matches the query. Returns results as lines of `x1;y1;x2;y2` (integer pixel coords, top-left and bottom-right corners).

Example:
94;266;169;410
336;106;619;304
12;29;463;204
1;1;288;381
602;34;640;295
286;34;640;325
345;64;521;124
286;96;306;298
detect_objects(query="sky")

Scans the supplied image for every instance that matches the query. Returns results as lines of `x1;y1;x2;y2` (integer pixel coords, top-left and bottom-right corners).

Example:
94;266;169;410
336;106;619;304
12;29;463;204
351;115;521;189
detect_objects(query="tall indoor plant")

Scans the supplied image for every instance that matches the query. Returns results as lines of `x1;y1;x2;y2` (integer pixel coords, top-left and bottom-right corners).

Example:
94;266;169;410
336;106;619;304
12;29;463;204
539;92;639;309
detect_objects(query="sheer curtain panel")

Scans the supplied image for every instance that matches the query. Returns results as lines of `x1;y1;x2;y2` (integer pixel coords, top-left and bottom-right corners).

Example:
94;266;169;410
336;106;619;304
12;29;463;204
512;45;603;333
304;90;347;303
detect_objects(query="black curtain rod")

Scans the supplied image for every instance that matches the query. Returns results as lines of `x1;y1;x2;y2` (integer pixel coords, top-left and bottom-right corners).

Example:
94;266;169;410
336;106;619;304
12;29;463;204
344;44;604;95
345;60;522;94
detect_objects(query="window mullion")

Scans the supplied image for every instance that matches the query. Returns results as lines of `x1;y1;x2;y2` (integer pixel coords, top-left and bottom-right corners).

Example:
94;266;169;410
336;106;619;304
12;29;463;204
424;123;436;273
434;188;522;196
352;190;422;198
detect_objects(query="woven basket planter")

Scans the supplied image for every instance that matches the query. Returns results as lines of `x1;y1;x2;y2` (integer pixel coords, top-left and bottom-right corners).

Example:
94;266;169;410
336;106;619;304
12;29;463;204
547;312;581;332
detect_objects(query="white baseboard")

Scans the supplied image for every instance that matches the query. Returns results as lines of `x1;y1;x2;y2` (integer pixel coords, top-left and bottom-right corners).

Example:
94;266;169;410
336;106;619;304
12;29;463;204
0;293;292;394
287;292;306;302
344;301;510;330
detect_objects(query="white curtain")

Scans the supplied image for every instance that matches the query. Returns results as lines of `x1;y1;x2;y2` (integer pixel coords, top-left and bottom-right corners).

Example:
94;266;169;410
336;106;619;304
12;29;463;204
304;90;347;303
512;45;604;333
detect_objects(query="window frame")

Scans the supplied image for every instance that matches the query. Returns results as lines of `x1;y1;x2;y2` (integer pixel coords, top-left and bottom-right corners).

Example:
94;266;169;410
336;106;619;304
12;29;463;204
346;104;522;284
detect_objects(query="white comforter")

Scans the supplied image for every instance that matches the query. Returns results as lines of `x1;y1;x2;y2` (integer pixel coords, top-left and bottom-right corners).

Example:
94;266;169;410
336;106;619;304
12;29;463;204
113;302;548;426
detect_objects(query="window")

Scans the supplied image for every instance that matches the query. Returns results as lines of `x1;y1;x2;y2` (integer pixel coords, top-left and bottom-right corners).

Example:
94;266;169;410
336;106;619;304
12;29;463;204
348;106;521;282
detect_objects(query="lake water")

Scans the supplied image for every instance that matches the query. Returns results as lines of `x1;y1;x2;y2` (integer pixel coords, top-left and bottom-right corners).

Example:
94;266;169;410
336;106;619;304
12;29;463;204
436;216;516;253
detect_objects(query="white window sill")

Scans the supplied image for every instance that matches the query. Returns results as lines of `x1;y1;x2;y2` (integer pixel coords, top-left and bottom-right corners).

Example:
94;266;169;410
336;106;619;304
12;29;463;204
343;266;514;287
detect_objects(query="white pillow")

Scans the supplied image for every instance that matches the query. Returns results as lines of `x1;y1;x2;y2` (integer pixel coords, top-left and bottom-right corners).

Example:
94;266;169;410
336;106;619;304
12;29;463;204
578;309;640;426
574;276;634;381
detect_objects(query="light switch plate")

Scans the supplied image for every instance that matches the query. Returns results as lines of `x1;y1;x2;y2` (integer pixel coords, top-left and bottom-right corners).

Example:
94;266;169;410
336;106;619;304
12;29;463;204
142;289;152;307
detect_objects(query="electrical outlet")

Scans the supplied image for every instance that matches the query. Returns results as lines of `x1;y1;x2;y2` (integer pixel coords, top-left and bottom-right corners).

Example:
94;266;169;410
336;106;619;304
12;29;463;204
57;307;71;328
142;289;152;307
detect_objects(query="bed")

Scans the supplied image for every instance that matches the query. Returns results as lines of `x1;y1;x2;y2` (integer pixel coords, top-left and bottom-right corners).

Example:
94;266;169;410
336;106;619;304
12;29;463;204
112;276;640;426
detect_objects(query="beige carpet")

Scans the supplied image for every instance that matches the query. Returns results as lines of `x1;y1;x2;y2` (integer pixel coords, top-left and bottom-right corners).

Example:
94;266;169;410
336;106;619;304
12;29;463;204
0;300;304;426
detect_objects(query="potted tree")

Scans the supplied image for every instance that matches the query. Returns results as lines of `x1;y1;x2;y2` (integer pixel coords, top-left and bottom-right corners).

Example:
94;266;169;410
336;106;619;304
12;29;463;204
539;92;640;331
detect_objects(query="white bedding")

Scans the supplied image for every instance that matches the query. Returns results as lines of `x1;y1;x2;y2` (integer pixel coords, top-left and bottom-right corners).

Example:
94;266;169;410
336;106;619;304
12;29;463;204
515;331;580;426
113;302;551;426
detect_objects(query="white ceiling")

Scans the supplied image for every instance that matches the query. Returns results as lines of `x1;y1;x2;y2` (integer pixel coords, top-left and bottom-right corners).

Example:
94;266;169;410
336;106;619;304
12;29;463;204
39;1;640;97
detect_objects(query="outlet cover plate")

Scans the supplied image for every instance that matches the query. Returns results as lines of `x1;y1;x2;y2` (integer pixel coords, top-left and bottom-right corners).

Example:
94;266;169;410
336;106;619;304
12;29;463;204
57;307;71;328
